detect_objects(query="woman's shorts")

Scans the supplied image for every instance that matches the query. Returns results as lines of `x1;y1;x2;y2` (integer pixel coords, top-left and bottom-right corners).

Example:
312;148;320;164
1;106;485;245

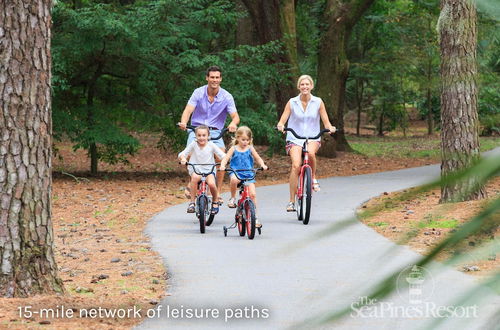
285;141;321;155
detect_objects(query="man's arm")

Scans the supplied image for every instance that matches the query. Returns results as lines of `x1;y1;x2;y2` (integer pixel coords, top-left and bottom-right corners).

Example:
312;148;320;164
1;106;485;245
227;111;239;132
178;104;195;130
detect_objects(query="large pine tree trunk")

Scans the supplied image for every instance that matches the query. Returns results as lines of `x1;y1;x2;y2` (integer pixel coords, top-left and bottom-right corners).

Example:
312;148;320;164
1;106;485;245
316;0;375;156
0;0;64;296
438;0;486;202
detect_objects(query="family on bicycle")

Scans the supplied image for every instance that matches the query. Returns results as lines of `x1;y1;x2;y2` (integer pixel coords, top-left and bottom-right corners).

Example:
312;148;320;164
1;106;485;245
177;66;336;234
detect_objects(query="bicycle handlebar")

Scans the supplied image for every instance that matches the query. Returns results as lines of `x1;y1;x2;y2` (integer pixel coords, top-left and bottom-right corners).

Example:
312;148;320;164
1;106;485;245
182;162;219;176
279;127;332;140
224;168;264;181
183;124;229;140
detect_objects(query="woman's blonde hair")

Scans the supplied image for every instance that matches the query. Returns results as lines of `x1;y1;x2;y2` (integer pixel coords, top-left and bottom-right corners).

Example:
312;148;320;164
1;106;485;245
231;126;253;147
296;74;314;90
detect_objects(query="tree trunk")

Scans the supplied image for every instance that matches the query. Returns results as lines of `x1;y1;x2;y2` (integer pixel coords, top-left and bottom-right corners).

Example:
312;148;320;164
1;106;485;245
378;107;385;137
235;0;258;46
0;0;64;297
426;58;434;135
87;64;103;175
438;0;486;202
355;79;364;137
240;0;297;118
87;92;98;175
426;86;433;135
316;0;375;156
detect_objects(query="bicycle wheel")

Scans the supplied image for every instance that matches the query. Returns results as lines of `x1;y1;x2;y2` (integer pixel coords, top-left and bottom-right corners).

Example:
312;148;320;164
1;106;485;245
206;196;215;226
197;195;207;233
244;200;256;240
206;214;215;227
237;208;245;236
302;167;312;225
295;191;303;221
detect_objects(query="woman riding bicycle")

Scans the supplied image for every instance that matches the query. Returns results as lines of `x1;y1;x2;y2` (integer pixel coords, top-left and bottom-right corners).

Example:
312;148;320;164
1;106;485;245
277;75;336;212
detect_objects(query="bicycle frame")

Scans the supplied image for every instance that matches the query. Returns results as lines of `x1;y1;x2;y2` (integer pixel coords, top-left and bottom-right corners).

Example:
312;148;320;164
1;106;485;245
280;127;331;224
296;140;312;199
223;168;262;239
185;163;218;232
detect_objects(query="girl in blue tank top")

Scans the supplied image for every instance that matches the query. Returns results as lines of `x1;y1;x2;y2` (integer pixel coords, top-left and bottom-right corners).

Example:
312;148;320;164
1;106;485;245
220;126;268;227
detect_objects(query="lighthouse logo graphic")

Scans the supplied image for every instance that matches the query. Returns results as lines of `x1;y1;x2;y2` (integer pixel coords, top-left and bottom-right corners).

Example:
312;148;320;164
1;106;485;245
397;265;434;304
406;265;425;304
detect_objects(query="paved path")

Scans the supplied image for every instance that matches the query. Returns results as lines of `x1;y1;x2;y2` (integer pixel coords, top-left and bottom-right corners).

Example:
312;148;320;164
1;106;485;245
139;150;499;329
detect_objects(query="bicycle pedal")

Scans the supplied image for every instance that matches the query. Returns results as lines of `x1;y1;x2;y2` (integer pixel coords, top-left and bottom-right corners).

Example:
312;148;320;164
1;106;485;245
257;228;261;235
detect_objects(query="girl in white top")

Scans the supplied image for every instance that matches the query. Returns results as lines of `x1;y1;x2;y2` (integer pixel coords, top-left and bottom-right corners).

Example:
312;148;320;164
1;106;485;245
277;75;336;212
178;126;226;214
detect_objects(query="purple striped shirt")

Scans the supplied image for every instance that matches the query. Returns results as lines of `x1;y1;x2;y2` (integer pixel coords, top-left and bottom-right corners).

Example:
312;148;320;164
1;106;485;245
188;85;237;130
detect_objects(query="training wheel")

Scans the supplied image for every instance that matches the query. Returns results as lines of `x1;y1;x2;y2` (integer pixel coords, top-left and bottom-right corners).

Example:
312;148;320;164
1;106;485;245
257;227;261;235
223;226;227;237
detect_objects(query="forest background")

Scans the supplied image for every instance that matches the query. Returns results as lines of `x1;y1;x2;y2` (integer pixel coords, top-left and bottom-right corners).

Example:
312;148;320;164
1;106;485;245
51;0;499;175
1;0;499;327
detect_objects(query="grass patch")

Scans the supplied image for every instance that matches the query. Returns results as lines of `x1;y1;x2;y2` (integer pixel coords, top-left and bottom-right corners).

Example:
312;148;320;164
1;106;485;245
369;221;389;228
418;218;459;229
347;136;499;159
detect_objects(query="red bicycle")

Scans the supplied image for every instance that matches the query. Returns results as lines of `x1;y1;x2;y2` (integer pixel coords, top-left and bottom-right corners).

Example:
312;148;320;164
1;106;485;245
222;168;263;239
184;163;219;233
281;127;331;225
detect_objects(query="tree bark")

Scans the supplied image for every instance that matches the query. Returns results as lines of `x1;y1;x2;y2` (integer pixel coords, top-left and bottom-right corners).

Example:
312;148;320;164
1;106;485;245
355;79;364;137
240;0;297;118
0;0;65;296
438;0;486;202
316;0;375;156
426;58;434;135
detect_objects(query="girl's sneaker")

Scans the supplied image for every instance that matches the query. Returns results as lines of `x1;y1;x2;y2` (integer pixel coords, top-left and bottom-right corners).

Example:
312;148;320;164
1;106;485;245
286;202;296;212
187;202;195;213
255;218;262;228
227;197;237;208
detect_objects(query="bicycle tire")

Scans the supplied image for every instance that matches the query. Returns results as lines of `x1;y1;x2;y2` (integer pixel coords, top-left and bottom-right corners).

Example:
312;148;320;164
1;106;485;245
206;196;215;226
197;195;207;233
237;208;245;236
295;192;303;221
302;167;312;225
244;199;256;240
206;214;215;226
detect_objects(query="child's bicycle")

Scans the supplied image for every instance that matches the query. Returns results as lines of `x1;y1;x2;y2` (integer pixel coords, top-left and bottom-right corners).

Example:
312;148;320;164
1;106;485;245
280;127;331;225
184;162;219;233
222;168;263;240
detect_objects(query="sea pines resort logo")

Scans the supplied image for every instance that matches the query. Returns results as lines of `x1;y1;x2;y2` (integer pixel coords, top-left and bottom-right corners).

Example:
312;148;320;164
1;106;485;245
350;265;478;319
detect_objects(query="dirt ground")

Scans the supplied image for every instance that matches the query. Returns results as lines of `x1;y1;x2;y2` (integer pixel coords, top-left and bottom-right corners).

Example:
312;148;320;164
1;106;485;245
0;128;497;329
357;177;499;279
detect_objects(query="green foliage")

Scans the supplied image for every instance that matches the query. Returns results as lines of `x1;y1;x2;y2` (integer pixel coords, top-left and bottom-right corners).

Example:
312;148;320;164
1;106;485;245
346;0;431;133
52;0;285;166
417;94;440;128
478;17;500;135
72;121;140;165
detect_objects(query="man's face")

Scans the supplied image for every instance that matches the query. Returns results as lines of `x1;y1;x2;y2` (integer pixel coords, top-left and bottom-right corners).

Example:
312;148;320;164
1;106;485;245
206;71;222;89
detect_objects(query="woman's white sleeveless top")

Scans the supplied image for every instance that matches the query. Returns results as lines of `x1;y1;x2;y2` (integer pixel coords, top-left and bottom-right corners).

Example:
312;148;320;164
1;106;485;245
286;94;322;146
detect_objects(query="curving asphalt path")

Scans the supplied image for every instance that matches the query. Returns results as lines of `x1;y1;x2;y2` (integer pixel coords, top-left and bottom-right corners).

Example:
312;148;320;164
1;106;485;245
138;149;499;330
